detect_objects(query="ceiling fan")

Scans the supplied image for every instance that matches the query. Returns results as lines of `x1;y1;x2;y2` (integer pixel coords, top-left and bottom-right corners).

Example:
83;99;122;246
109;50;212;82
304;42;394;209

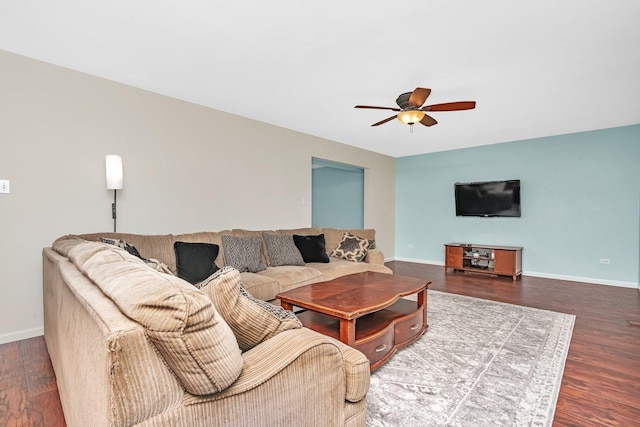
354;87;476;129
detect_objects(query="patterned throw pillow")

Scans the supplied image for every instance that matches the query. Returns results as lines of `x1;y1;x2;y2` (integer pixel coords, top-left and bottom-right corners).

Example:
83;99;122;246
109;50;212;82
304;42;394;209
221;235;267;273
200;267;302;351
330;232;372;262
143;259;174;275
99;237;141;257
262;233;305;267
100;237;173;274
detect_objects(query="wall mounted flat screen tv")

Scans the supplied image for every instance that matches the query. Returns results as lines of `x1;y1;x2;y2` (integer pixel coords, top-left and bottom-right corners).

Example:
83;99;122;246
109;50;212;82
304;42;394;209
455;179;521;217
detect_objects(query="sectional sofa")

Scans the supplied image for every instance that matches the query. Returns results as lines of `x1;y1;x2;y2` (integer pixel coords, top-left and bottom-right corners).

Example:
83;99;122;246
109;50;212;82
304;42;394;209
42;227;391;426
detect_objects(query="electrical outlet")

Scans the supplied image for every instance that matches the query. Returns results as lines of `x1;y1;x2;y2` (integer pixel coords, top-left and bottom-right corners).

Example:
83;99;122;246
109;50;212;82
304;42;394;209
599;258;610;265
0;180;9;194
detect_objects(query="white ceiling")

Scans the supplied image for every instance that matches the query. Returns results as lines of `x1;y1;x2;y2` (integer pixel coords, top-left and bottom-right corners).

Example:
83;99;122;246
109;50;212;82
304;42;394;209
1;1;639;158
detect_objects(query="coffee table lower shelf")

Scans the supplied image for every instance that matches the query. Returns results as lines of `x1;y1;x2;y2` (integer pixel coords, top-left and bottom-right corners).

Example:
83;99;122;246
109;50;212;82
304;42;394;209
296;298;428;370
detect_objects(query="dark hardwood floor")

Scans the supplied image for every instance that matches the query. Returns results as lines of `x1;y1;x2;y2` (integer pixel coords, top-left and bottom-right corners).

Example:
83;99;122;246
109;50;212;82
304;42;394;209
0;334;65;426
1;262;638;426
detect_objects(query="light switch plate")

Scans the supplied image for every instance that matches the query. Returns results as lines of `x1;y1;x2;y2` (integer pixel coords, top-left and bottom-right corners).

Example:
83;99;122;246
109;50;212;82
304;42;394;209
0;180;10;194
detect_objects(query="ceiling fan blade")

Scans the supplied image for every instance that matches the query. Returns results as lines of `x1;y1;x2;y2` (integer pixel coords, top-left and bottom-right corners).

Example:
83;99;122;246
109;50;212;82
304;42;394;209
422;101;476;112
407;87;431;108
355;105;401;111
420;114;438;127
371;115;398;126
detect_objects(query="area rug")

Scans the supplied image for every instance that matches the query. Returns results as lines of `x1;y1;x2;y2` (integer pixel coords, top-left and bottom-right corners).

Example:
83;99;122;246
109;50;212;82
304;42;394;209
366;290;575;427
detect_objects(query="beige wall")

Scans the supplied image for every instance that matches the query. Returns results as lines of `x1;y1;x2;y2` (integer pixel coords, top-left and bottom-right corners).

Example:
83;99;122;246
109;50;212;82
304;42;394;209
0;50;395;343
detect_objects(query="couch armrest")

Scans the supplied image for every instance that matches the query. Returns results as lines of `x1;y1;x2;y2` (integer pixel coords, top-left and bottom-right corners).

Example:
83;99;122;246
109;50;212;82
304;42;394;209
364;249;385;265
323;336;371;402
189;328;369;404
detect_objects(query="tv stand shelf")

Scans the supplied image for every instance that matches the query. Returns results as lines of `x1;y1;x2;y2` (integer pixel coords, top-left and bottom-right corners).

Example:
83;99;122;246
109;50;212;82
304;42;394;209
444;243;522;281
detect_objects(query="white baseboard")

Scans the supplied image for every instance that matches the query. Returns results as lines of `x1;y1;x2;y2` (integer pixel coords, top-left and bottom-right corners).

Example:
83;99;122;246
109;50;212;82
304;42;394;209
523;270;637;289
391;257;444;266
0;327;44;345
389;257;638;289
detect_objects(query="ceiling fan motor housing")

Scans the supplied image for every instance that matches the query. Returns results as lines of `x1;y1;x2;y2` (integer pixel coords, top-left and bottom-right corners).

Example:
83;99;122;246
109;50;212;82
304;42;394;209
395;92;413;110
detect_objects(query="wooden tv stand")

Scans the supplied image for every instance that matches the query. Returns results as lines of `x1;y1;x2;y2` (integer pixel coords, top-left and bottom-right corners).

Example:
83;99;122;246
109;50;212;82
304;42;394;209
445;243;522;281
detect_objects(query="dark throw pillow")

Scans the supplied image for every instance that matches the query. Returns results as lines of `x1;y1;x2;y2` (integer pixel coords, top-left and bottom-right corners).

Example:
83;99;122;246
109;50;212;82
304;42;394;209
293;234;330;263
174;241;220;285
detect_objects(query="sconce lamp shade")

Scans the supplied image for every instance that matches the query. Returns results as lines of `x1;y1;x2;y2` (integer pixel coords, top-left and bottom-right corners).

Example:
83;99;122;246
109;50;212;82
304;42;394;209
105;155;123;190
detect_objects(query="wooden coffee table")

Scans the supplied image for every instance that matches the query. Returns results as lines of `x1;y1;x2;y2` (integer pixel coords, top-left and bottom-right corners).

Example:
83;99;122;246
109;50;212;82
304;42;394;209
277;271;430;370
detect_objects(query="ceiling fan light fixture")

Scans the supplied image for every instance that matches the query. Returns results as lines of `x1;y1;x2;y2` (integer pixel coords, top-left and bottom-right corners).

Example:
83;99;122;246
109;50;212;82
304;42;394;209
397;110;425;125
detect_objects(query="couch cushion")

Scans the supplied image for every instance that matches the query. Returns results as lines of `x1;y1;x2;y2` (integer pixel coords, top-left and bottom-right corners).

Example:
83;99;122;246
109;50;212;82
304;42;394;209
257;265;324;293
222;235;267;273
262;233;305;267
80;232;178;272
239;272;280;301
200;267;302;351
100;237;174;274
173;241;220;285
273;227;323;236
56;237;244;396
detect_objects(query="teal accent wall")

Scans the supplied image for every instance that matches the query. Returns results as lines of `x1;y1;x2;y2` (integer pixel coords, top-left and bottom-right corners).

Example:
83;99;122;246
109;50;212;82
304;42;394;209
312;159;364;229
395;124;640;285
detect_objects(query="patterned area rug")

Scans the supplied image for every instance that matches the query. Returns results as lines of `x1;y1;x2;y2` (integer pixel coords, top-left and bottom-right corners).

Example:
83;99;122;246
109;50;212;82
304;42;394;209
366;290;575;427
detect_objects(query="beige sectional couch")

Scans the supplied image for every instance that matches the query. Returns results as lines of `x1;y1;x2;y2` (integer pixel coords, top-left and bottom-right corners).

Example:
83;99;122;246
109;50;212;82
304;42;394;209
43;227;391;426
78;227;391;300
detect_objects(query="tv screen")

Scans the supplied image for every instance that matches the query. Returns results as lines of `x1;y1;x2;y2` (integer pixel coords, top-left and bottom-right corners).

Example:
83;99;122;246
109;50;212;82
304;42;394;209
455;180;521;217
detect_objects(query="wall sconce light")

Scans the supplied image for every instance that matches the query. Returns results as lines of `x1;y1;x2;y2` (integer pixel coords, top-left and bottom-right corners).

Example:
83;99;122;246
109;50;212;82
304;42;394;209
105;155;123;232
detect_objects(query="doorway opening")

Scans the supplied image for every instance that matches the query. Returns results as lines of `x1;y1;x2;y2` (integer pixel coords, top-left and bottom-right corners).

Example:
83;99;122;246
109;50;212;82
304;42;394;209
311;158;364;228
